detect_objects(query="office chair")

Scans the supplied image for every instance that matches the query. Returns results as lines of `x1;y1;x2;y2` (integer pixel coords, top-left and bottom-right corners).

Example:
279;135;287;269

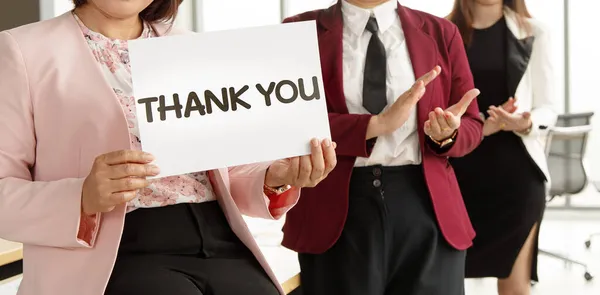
542;112;595;281
584;181;600;249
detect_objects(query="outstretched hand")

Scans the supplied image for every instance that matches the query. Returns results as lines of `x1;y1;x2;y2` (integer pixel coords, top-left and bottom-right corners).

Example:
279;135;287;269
424;89;481;141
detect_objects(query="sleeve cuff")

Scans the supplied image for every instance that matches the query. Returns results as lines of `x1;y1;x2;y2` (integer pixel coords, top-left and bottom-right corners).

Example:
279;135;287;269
77;213;101;247
425;131;458;156
265;187;300;220
514;122;546;139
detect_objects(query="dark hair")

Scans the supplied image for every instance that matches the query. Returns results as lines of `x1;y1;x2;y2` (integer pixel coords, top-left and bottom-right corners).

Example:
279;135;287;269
448;0;531;46
73;0;183;23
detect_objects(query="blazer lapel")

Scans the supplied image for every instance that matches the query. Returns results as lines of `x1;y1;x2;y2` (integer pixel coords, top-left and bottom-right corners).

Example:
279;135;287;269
506;33;534;97
317;2;349;114
397;5;438;135
504;9;534;97
65;13;132;148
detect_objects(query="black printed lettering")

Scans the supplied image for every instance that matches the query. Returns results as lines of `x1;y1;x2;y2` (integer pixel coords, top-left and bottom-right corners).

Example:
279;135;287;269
275;80;298;104
256;82;276;106
184;91;206;117
204;88;230;114
137;97;159;123
142;77;318;122
158;94;184;121
299;76;321;101
229;85;251;111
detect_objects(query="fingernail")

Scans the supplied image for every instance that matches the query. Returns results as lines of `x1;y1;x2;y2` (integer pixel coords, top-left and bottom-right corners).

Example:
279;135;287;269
149;165;160;175
143;153;155;161
125;192;136;200
312;139;319;147
333;142;337;149
324;139;332;147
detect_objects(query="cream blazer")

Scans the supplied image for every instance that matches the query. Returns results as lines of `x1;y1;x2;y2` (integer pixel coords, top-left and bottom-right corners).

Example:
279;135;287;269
504;8;558;184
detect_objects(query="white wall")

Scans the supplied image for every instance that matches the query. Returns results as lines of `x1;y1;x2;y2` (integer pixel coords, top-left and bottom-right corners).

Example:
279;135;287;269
175;0;194;30
53;0;73;17
284;0;335;17
568;0;600;180
201;0;281;31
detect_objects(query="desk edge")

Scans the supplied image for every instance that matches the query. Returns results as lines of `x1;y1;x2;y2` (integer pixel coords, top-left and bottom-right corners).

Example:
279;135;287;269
282;273;300;294
0;247;23;267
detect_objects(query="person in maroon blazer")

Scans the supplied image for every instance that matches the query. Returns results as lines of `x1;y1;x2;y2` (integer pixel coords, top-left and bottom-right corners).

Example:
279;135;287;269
282;1;483;294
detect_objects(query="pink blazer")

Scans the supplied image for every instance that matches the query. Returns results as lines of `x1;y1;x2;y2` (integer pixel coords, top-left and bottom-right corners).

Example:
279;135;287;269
0;13;300;295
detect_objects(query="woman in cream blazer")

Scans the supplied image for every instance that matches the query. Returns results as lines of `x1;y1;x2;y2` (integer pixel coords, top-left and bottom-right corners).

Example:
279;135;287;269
0;1;336;295
449;0;557;294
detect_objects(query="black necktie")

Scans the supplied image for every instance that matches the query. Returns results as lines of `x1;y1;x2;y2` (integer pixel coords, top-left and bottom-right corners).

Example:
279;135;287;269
362;17;387;114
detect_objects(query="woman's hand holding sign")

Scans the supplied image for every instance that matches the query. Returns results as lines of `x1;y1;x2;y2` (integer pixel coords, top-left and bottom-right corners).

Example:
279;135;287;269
81;150;159;215
265;138;337;189
81;138;337;215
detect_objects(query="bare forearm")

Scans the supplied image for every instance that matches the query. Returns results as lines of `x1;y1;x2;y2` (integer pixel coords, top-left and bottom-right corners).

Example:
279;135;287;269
366;115;388;140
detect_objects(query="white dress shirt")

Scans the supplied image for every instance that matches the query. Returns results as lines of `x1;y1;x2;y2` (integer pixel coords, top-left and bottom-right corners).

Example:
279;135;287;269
341;0;420;167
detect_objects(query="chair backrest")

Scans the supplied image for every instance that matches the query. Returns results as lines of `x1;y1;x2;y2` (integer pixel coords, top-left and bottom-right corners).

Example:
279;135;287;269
545;112;594;197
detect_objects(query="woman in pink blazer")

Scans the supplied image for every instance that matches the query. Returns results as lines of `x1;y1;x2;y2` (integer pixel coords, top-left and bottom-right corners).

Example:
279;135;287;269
0;1;337;295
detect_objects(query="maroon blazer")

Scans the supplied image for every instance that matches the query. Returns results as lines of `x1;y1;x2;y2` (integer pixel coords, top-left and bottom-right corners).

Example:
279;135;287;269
282;2;483;253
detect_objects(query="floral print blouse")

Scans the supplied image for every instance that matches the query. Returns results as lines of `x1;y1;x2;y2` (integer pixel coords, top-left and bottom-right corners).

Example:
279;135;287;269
73;14;216;211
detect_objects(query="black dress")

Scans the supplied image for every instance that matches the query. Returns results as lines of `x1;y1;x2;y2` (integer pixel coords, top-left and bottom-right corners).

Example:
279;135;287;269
450;17;547;281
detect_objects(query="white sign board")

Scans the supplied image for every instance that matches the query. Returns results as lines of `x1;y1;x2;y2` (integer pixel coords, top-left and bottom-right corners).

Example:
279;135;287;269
129;21;331;178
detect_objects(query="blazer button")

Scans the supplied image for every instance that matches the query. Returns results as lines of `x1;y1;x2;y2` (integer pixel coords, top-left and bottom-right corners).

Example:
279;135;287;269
372;167;382;177
373;179;382;188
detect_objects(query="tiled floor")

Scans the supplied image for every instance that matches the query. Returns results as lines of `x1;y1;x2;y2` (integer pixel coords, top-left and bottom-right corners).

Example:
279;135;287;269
465;186;600;295
465;212;600;295
0;277;19;295
2;190;600;295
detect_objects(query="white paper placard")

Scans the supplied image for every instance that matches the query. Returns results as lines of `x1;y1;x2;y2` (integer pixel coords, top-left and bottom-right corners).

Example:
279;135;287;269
129;21;331;178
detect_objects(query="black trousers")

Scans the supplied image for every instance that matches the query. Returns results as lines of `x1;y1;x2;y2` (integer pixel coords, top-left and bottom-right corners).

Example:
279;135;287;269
105;201;278;295
299;165;466;295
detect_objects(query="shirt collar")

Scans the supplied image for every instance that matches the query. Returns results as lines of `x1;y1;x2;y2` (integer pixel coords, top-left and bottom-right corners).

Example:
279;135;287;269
341;0;399;36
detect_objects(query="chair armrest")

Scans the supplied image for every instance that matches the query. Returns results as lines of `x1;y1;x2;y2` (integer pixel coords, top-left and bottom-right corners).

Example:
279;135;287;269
548;125;593;139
